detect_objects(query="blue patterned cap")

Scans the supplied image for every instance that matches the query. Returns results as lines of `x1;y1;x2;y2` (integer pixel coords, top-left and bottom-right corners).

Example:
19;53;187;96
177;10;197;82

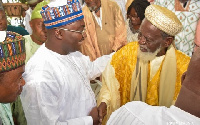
40;0;83;29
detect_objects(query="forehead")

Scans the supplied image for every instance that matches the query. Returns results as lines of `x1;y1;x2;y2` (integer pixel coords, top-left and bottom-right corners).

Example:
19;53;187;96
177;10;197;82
1;66;24;83
85;0;98;2
31;18;44;23
129;8;137;15
66;19;84;29
140;19;162;38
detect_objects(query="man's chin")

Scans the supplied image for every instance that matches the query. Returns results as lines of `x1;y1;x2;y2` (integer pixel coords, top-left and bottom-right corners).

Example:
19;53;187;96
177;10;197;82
88;6;97;12
137;49;157;62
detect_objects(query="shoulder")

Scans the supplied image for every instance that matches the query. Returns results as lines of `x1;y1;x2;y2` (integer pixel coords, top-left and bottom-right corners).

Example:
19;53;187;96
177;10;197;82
25;45;53;71
175;50;191;73
112;42;138;60
111;42;138;66
175;50;191;65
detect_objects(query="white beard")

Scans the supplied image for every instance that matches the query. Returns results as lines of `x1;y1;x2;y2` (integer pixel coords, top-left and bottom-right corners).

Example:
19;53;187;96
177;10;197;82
88;6;98;12
137;46;161;62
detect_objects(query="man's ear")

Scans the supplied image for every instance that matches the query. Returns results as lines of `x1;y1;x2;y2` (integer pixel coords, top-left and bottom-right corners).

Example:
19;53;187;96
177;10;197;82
164;36;174;47
54;29;62;40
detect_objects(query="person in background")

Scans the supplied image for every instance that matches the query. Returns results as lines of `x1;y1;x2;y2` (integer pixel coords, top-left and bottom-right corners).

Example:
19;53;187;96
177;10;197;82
20;0;114;124
0;3;27;125
10;1;48;125
113;0;127;20
154;0;200;56
24;0;48;63
81;0;127;61
0;2;29;36
125;0;134;11
97;4;190;123
0;31;26;125
24;0;43;34
126;0;150;42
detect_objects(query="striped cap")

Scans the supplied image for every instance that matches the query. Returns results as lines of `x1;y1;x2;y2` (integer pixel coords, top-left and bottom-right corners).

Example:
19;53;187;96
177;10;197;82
0;31;26;73
40;0;83;29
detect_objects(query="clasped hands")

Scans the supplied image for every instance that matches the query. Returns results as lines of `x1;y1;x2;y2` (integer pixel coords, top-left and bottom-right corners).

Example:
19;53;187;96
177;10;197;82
89;102;107;125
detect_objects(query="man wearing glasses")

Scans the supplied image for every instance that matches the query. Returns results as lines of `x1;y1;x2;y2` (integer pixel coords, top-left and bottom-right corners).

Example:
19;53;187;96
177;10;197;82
20;0;113;124
97;4;191;123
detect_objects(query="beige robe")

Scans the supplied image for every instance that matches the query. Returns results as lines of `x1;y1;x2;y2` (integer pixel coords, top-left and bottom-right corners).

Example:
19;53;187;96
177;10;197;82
81;0;127;61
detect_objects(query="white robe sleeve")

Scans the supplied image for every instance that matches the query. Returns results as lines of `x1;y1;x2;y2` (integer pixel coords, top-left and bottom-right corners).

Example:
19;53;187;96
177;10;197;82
21;69;93;125
84;52;115;80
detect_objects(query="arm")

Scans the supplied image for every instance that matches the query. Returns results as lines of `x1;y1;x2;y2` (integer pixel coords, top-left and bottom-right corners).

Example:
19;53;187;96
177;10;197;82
21;69;94;125
97;62;121;123
112;2;127;51
86;52;114;80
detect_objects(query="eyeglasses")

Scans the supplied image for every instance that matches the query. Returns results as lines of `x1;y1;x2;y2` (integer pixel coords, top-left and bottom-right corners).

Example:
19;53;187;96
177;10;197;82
138;31;154;45
128;15;138;19
54;27;86;36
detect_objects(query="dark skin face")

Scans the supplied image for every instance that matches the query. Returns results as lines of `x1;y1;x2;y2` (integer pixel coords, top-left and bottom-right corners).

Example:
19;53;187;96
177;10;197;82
138;19;173;56
30;18;47;45
127;8;141;31
0;10;7;31
46;19;86;55
85;0;101;12
0;66;25;103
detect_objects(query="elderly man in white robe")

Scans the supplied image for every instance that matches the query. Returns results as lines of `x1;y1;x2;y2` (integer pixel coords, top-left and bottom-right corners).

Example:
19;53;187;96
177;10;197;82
20;0;113;125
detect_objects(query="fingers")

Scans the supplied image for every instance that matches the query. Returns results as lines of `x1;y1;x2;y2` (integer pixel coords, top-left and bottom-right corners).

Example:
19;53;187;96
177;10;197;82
98;108;103;123
98;102;107;124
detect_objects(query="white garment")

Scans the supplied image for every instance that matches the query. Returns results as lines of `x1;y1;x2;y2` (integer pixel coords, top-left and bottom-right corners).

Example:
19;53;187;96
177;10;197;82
24;8;32;35
21;44;113;125
92;8;102;29
107;101;200;125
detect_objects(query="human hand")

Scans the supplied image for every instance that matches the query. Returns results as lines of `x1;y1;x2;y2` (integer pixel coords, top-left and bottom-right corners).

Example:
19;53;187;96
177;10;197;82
89;107;99;125
98;102;107;124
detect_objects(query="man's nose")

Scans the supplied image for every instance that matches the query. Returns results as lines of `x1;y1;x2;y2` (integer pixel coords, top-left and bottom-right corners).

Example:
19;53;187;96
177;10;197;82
21;78;26;87
138;37;146;45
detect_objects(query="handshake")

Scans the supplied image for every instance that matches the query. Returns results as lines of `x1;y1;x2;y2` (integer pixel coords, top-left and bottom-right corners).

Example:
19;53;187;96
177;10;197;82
89;102;107;125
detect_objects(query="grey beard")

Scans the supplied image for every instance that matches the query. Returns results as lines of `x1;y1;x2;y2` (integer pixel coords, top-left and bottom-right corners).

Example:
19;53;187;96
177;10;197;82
88;6;97;12
137;46;161;62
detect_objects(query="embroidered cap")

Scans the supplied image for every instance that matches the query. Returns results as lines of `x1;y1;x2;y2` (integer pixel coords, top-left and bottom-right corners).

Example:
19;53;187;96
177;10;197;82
40;0;83;29
0;31;26;73
31;0;50;20
145;4;182;36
